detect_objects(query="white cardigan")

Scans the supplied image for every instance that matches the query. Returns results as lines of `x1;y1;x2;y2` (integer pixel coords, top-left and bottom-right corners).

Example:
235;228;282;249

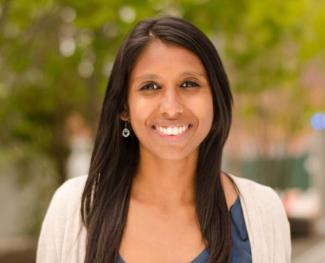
37;174;292;263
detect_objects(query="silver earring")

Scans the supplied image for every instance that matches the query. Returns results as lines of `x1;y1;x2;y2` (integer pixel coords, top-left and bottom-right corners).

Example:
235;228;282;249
122;122;130;138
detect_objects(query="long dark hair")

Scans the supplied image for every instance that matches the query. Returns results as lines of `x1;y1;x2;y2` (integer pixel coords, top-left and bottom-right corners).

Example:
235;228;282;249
81;16;233;263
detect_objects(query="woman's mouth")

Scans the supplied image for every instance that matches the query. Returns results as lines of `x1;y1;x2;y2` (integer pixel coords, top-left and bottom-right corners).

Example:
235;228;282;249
152;124;192;137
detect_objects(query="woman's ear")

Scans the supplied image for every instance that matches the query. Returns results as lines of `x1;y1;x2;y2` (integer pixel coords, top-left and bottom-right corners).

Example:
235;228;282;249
120;105;129;121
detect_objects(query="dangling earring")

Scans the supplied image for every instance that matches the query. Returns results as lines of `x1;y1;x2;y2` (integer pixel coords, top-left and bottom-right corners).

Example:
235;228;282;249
122;121;130;138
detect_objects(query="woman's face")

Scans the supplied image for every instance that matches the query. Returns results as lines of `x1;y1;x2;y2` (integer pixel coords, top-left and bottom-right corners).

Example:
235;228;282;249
126;40;213;160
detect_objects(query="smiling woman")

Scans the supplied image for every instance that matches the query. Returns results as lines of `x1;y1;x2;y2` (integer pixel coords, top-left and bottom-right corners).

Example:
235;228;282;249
36;16;291;263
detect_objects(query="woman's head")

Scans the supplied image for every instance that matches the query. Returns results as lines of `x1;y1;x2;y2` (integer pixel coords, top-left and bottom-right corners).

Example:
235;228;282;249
82;16;233;263
105;16;232;159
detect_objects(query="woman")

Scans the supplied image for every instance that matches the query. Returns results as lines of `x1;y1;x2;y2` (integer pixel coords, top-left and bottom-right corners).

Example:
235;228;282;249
37;16;291;263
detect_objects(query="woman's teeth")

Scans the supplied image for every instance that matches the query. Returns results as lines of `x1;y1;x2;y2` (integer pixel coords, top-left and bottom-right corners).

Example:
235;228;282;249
155;125;189;136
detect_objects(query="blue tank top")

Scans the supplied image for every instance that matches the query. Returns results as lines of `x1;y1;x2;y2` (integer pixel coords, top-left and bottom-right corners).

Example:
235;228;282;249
117;196;252;263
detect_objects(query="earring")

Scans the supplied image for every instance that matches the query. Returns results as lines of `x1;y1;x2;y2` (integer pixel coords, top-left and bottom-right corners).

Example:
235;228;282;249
122;122;130;138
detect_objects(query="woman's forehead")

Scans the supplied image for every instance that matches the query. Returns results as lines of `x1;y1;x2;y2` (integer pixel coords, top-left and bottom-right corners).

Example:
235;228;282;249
129;40;207;81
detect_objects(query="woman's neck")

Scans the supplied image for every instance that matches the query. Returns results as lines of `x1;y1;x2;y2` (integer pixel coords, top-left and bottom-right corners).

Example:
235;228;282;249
131;150;198;209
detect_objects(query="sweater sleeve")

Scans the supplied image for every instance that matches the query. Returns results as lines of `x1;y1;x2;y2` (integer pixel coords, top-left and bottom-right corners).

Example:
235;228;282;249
264;186;292;263
36;176;86;263
36;184;67;262
229;174;292;263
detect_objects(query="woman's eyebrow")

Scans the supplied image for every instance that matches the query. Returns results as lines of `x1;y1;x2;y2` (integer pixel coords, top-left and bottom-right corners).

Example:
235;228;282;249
133;74;160;82
134;71;206;81
180;71;207;78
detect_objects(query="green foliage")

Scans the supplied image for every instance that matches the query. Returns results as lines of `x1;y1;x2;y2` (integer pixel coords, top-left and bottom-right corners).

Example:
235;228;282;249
1;0;323;170
0;0;324;235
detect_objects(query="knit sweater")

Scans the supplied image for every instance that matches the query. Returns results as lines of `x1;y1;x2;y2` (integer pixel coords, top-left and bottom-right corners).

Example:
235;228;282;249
36;174;291;263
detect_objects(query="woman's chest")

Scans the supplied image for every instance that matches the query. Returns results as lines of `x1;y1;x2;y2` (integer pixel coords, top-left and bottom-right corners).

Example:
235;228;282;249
119;202;206;263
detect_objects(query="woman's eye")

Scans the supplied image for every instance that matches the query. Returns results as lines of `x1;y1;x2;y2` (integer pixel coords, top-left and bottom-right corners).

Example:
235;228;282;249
140;82;160;91
180;80;199;88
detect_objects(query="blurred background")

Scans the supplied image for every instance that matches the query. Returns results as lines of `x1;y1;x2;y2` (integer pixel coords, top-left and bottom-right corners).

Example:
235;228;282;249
0;0;324;262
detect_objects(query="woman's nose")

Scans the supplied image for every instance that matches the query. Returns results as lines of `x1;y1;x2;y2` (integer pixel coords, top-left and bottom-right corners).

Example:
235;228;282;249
159;88;184;118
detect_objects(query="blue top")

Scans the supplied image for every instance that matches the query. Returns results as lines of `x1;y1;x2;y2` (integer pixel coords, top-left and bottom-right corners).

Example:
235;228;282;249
117;196;251;263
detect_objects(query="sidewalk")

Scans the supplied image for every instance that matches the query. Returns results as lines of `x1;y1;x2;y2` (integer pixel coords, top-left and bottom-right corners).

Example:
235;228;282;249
292;233;325;263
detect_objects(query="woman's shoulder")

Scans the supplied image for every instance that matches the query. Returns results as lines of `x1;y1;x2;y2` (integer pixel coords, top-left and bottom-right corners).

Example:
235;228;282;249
229;173;281;201
42;175;88;227
55;175;88;196
228;173;288;219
